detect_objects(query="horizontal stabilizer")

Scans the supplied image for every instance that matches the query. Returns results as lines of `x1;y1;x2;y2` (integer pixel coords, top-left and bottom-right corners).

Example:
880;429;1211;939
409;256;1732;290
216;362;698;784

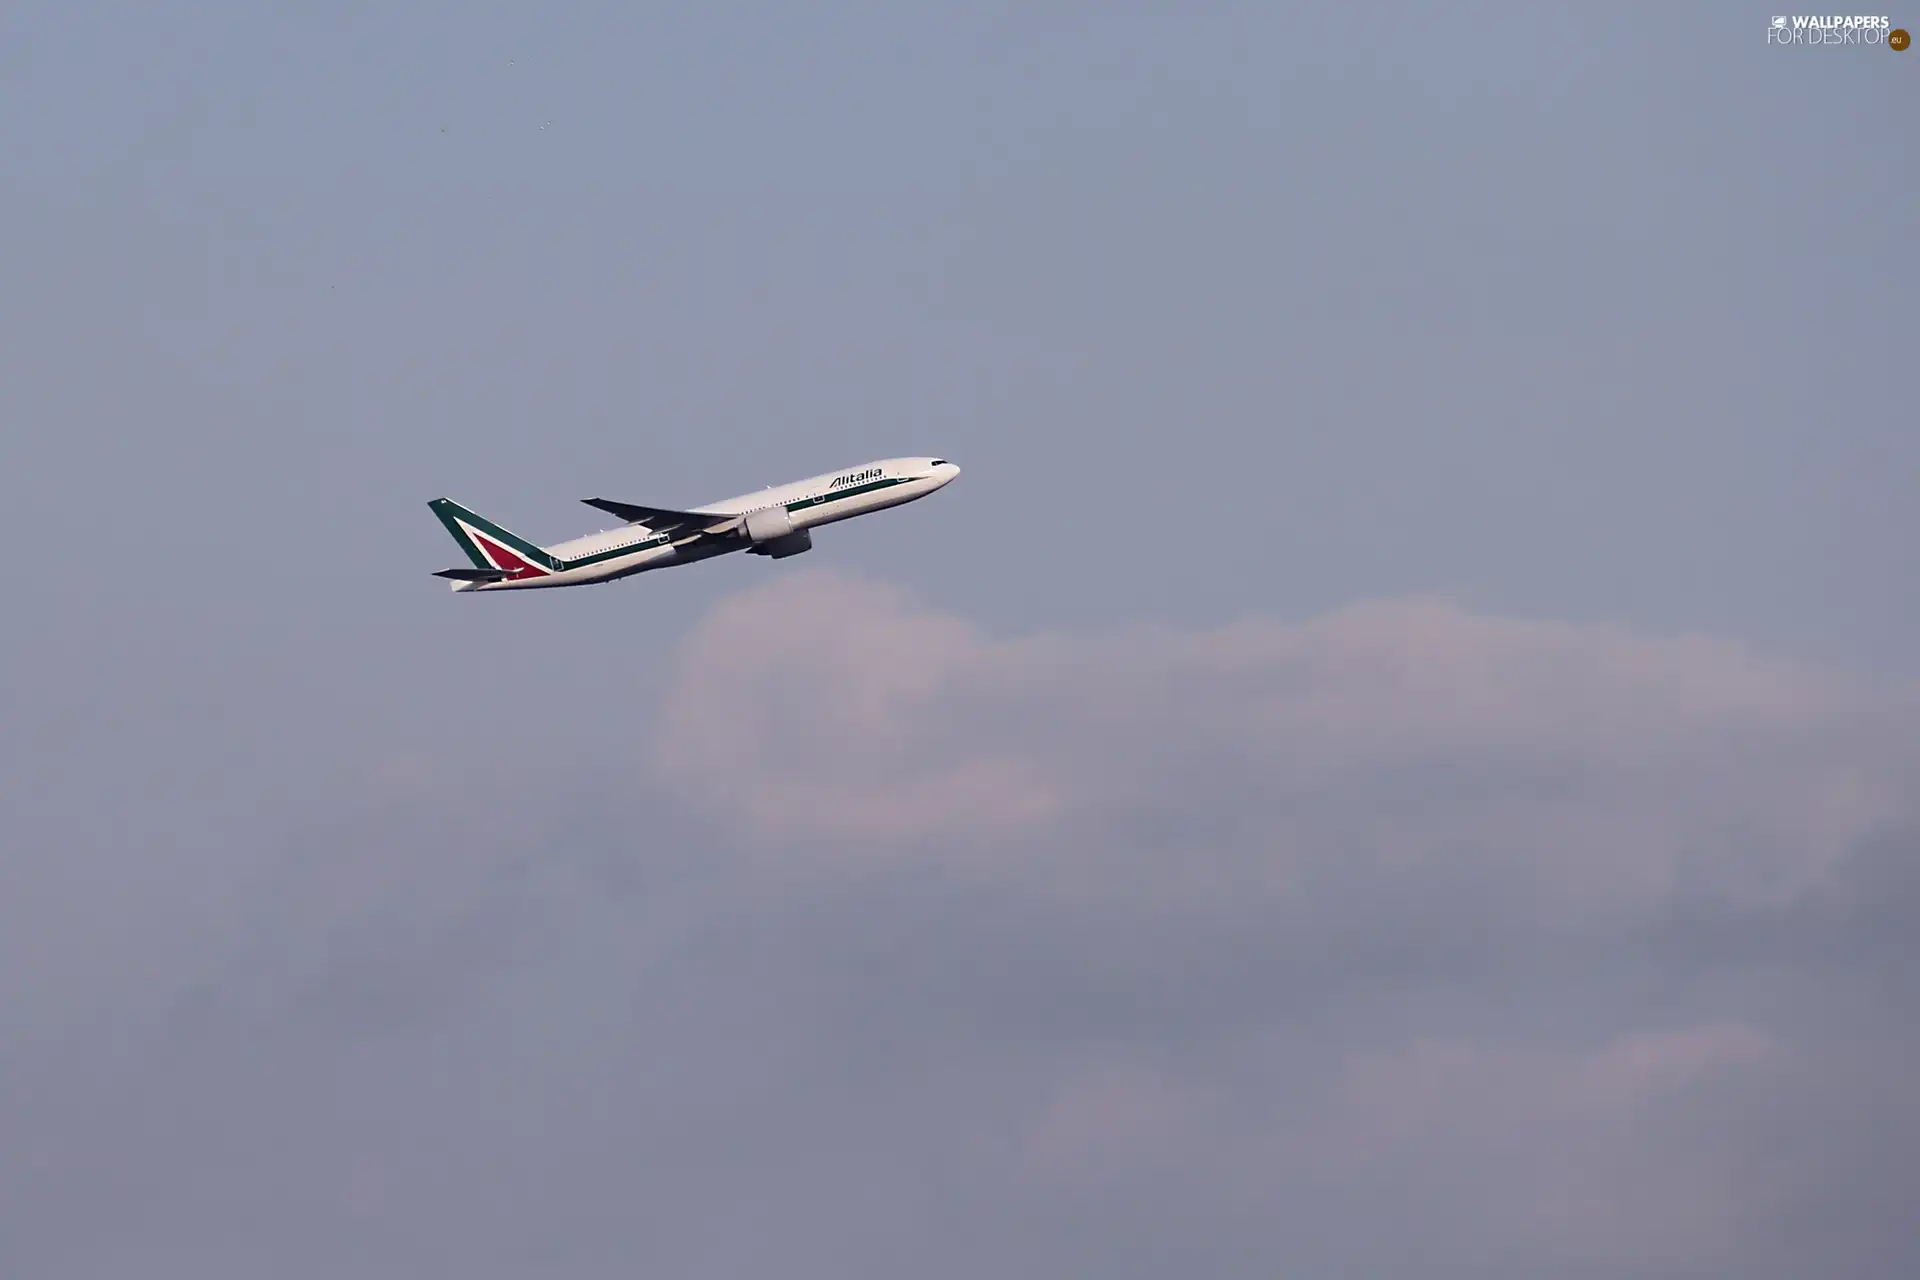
433;566;516;582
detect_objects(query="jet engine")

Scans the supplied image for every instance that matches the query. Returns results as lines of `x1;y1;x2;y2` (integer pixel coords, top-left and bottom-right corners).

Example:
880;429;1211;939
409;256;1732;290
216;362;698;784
744;505;794;543
744;505;811;558
750;529;812;559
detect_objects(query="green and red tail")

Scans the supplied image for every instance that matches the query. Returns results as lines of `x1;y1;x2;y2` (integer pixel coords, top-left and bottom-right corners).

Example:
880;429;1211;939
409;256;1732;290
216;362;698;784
429;499;563;580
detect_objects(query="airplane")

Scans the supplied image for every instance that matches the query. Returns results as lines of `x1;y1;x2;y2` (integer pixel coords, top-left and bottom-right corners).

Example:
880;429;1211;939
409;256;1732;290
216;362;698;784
429;456;960;591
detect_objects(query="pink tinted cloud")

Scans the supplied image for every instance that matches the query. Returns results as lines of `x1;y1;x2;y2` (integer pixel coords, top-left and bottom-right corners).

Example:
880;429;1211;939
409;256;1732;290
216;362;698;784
653;571;1918;910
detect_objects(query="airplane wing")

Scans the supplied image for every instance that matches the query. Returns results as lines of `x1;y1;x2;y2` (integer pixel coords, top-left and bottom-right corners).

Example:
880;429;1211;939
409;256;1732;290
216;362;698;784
582;498;743;537
433;566;518;582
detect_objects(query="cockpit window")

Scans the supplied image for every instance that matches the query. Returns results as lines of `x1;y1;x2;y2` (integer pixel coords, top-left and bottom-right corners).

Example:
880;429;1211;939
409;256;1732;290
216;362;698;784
929;459;947;467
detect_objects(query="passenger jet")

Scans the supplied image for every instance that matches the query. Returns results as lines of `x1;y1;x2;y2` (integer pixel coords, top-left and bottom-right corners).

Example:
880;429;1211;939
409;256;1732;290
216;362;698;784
429;456;960;591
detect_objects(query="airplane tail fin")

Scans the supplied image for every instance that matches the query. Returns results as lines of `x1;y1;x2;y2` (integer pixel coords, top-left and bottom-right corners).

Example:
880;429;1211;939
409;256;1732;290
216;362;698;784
428;499;561;578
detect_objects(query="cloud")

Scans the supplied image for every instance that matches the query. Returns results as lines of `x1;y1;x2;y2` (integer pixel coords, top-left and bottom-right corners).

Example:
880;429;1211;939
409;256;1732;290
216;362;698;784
655;570;1918;919
638;572;1920;1275
653;573;1061;845
6;571;1919;1278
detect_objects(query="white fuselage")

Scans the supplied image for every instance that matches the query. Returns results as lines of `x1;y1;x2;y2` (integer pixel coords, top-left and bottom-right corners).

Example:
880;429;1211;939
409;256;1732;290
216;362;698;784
456;456;959;591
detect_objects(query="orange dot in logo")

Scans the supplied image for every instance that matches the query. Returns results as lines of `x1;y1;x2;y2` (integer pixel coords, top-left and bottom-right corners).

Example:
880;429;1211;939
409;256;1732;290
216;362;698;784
1892;27;1912;50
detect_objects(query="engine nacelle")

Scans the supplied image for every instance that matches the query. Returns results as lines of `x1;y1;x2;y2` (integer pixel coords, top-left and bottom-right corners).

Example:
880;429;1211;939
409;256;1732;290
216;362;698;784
744;505;795;544
751;529;812;559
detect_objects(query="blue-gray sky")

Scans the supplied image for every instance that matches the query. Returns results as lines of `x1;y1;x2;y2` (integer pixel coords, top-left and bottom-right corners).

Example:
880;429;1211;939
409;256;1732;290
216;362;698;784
1;4;1915;1276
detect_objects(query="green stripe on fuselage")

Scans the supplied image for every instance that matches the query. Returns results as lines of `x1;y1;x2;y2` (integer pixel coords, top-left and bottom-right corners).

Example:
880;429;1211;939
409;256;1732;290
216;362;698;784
558;531;674;570
783;474;909;516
